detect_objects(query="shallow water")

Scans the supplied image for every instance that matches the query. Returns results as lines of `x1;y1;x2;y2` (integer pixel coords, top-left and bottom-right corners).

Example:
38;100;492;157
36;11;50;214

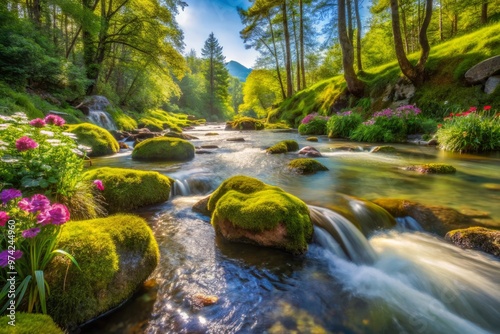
83;126;500;333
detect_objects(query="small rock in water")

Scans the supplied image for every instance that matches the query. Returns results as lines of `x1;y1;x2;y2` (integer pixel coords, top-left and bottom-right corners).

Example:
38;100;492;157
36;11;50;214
196;149;213;154
205;132;219;136
445;227;500;257
371;145;397;153
201;145;219;149
192;293;218;307
306;137;318;142
482;183;500;191
404;163;456;174
227;137;245;142
119;142;129;149
298;146;322;157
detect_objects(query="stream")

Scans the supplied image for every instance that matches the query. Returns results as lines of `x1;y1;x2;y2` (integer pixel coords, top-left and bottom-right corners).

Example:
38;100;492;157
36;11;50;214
82;125;500;334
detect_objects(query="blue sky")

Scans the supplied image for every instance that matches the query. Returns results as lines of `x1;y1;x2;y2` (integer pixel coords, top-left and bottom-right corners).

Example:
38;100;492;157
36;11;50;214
177;0;259;68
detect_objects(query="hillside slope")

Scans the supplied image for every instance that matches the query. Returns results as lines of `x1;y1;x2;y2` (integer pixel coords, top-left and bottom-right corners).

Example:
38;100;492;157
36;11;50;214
269;23;500;126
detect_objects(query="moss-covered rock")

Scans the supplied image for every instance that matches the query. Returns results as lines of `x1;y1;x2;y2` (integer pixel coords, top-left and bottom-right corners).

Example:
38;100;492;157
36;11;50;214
209;176;313;254
132;137;195;161
84;167;172;213
225;117;264;131
445;227;500;257
404;163;456;174
371;145;397;153
46;214;159;328
66;123;120;157
306;136;318;142
372;198;487;236
266;140;299;154
0;313;63;334
288;158;328;174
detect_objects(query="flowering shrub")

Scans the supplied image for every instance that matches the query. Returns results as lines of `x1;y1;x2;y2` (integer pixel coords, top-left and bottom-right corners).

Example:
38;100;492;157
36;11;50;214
0;189;78;314
326;111;362;138
0;113;86;199
350;105;435;143
298;113;329;135
437;106;500;152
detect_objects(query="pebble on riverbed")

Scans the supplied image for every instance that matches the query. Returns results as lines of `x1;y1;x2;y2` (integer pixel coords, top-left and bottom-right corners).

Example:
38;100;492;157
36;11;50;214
191;293;218;308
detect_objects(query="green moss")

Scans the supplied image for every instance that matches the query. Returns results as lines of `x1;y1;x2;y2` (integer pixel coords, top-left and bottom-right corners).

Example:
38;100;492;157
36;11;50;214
66;123;119;157
306;137;318;142
210;176;313;254
46;214;159;327
288;158;328;174
138;109;192;133
227;117;265;130
266;140;299;154
298;118;328;135
0;313;63;334
84;167;172;213
0;82;44;119
132;137;195;161
264;122;291;130
107;107;137;131
407;163;457;174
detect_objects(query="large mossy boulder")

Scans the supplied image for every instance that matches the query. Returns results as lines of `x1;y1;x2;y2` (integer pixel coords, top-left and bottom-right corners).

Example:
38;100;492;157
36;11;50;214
208;176;313;254
288;158;328;174
0;313;63;334
445;227;500;257
46;214;159;328
225;117;264;131
84;167;172;213
67;123;120;157
132;137;195;161
266;140;299;154
372;198;486;236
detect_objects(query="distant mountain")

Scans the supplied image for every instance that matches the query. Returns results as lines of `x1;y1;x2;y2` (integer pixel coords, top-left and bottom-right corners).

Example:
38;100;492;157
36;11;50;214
225;60;252;82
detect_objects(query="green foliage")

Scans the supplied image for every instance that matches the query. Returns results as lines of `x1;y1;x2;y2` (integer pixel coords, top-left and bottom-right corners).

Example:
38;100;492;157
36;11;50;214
46;214;159;327
0;83;44;119
437;109;500;152
326;112;363;138
350;124;387;143
298;117;328;135
0;313;63;334
66;123;119;157
264;121;291;130
266;140;299;154
288;158;329;174
0;113;84;199
210;175;313;254
132;137;195;161
239;69;283;118
83;167;172;213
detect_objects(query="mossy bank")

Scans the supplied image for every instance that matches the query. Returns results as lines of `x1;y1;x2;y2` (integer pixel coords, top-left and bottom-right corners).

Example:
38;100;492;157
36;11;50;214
66;122;119;157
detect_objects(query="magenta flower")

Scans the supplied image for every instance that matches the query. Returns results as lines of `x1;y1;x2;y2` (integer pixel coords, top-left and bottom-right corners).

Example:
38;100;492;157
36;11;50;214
0;211;9;227
0;188;22;204
29;118;46;128
93;180;105;191
44;114;65;126
22;227;41;239
38;203;70;225
15;136;38;151
18;198;34;212
0;250;23;267
29;194;51;212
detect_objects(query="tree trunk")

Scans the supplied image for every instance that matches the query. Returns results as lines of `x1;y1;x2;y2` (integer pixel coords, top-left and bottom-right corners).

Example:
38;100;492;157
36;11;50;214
401;5;409;53
299;0;306;88
347;0;353;43
390;0;432;86
354;0;362;71
282;1;293;98
338;0;364;96
268;15;286;100
481;0;488;24
291;7;301;91
439;0;443;41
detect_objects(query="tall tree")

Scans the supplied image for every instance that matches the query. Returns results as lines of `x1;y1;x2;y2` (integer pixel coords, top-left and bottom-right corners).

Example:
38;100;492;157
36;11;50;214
282;0;294;97
390;0;432;86
338;0;364;96
201;32;230;120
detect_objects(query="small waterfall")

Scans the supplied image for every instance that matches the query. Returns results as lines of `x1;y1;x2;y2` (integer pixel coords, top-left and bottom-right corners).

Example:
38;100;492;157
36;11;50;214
309;205;377;264
88;111;117;131
395;216;424;231
85;95;118;131
171;174;217;197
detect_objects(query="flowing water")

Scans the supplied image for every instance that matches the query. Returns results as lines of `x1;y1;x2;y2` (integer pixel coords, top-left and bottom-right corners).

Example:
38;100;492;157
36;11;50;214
86;95;118;130
83;125;500;334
